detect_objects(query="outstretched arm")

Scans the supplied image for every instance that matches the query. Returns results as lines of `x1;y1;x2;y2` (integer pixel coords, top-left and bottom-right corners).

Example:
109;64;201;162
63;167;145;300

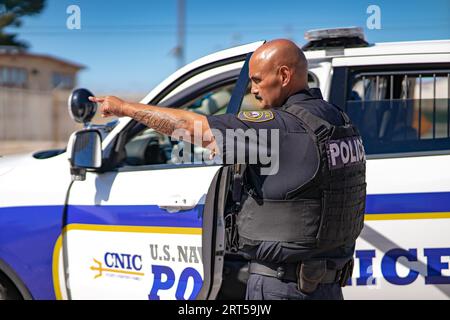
89;96;216;149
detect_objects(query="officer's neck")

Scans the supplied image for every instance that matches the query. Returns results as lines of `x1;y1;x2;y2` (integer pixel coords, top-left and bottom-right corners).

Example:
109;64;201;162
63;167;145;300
279;85;310;107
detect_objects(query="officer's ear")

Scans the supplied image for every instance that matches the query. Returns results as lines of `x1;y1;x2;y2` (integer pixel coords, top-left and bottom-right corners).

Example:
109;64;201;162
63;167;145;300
279;65;291;87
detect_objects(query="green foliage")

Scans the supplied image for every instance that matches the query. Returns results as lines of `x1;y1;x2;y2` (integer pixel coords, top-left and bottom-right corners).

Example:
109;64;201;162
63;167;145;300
0;0;46;48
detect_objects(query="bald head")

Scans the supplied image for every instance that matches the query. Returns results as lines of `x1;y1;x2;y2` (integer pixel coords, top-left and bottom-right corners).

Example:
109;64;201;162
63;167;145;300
252;39;308;76
249;39;308;108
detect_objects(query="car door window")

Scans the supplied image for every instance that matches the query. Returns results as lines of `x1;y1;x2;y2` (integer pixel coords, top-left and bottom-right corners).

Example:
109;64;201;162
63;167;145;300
347;68;450;155
124;83;235;166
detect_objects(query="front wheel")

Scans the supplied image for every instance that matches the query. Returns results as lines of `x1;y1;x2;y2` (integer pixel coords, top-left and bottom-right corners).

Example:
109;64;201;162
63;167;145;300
0;273;22;300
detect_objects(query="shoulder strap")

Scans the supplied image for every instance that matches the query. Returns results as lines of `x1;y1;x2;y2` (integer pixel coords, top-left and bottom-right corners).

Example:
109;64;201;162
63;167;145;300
283;104;332;141
330;103;351;125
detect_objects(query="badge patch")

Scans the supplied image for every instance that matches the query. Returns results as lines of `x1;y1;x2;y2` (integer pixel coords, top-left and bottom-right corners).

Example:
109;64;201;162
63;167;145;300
237;110;274;122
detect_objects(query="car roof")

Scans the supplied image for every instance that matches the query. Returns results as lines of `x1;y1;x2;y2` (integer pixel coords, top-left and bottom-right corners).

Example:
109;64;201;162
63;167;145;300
305;39;450;60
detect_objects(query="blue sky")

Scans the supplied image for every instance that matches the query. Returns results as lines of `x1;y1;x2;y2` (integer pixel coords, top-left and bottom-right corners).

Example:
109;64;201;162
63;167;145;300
10;0;450;94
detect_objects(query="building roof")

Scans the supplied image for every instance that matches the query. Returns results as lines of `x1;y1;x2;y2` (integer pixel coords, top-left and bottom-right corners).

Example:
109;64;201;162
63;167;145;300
0;47;85;70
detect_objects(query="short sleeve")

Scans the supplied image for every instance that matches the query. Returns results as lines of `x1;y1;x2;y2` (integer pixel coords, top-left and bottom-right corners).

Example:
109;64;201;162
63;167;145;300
206;111;285;165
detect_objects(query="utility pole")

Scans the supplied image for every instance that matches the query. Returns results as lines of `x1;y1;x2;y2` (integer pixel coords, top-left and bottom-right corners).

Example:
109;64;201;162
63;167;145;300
284;24;295;42
175;0;186;69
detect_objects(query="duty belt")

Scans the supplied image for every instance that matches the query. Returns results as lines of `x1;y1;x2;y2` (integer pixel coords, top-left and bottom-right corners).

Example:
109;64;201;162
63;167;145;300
248;260;341;284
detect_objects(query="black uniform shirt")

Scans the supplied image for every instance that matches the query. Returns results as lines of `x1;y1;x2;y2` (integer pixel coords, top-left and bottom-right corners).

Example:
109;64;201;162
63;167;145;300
206;88;355;267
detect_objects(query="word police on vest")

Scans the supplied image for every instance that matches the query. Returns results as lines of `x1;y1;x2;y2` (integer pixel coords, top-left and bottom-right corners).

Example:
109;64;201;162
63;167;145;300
327;137;366;170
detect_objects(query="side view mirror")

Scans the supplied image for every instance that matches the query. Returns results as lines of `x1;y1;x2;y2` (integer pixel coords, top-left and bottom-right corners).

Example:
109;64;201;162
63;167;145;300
67;129;102;181
68;88;97;125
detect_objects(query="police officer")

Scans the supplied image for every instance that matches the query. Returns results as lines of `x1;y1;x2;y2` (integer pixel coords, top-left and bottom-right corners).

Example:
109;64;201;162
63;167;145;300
90;39;366;300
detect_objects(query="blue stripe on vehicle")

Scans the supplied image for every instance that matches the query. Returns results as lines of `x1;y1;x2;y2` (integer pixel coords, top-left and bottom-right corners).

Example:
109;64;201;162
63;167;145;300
0;205;63;300
365;192;450;214
66;204;204;228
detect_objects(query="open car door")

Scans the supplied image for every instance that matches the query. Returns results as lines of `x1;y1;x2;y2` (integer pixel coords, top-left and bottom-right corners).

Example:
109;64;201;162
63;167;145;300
55;51;255;300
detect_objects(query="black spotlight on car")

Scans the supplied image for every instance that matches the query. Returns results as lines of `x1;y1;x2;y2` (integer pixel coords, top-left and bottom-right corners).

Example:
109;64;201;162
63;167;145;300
67;88;98;127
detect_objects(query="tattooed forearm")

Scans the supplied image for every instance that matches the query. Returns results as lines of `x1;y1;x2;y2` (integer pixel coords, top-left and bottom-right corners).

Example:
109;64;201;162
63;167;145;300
132;109;189;137
124;103;211;148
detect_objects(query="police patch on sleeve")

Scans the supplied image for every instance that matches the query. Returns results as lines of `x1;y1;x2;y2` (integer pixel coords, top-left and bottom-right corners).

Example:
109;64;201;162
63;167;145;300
237;110;274;122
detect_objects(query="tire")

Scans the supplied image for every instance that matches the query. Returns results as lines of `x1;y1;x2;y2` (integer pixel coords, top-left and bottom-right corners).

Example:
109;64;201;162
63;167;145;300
0;272;22;300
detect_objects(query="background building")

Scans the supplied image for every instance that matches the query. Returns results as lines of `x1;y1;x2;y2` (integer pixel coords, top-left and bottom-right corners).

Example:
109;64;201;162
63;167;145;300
0;46;85;155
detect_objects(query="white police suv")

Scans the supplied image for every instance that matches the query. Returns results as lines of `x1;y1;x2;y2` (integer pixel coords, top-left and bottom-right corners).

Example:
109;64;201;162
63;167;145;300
0;28;449;300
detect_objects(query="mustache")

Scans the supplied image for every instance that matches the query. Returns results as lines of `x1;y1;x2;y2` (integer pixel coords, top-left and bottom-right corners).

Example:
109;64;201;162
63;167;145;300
254;95;262;101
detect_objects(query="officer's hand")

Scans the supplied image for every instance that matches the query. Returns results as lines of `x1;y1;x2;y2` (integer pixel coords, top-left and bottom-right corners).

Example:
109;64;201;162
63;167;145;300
88;96;128;118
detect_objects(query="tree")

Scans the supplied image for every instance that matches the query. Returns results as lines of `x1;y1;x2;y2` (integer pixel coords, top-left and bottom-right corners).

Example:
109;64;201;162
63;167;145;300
0;0;46;49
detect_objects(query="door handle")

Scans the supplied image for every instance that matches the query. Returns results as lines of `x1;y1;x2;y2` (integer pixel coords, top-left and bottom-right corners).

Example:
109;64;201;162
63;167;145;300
157;196;198;213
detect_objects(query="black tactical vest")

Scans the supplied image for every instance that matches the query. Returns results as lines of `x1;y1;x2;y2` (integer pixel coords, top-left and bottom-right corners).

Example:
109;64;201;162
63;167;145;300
236;102;366;250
